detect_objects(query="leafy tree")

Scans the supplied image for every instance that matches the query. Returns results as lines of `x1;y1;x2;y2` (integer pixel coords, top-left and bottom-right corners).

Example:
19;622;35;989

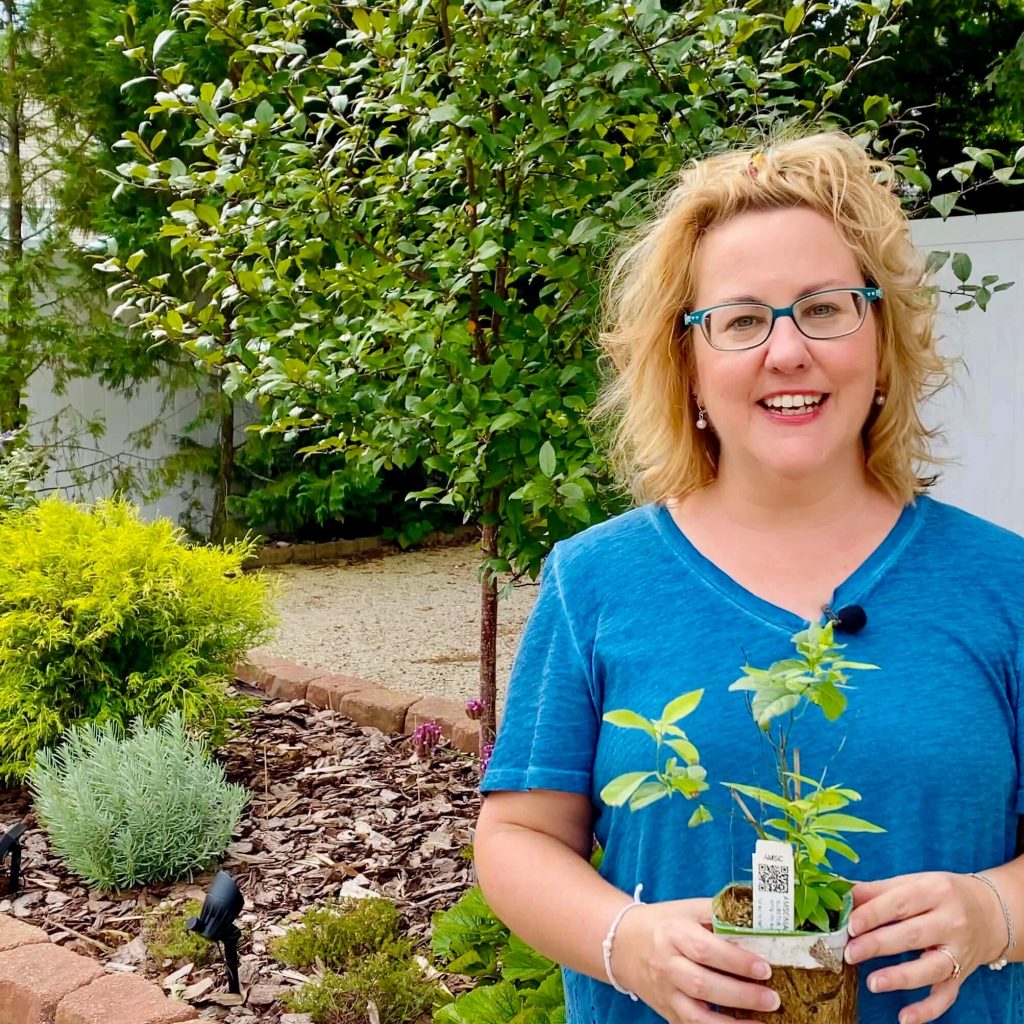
101;0;1017;741
0;0;126;432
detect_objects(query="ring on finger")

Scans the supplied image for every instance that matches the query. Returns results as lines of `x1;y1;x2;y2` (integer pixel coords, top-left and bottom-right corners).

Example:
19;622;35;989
932;945;963;981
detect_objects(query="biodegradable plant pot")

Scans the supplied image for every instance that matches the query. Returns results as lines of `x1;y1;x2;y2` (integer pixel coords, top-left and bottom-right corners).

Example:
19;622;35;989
712;884;857;1023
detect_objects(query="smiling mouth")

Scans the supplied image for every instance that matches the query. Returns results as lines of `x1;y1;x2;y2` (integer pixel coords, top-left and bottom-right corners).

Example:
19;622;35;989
757;394;831;414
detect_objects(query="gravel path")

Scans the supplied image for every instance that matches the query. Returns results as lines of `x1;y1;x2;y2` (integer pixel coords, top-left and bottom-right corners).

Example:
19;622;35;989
254;541;539;712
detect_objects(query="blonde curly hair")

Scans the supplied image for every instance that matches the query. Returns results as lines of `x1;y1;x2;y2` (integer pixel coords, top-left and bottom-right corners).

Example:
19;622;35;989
592;129;950;506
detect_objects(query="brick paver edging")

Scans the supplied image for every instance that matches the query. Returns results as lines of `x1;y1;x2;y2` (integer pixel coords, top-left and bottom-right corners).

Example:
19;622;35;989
0;915;196;1024
235;652;482;756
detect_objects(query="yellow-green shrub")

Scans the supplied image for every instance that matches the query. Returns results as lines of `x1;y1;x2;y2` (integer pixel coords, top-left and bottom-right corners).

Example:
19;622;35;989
0;498;275;782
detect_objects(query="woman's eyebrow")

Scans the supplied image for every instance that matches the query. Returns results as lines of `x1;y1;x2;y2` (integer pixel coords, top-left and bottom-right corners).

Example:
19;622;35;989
712;279;849;305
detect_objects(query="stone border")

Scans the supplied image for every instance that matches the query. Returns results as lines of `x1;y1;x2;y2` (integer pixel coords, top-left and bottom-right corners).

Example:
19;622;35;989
234;652;482;756
243;525;478;568
0;654;481;1023
0;915;196;1024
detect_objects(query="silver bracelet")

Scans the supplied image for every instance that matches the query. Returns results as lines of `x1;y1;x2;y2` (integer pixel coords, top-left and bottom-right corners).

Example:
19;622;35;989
602;883;644;1000
971;872;1016;969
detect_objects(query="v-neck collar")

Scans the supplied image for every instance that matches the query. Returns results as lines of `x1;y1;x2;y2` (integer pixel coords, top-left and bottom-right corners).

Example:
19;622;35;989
647;496;927;633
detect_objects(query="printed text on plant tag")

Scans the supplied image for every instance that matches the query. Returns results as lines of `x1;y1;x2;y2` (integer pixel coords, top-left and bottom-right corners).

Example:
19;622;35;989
752;839;795;931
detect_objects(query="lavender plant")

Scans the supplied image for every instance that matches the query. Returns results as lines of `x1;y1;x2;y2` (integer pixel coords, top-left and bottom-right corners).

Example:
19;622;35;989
30;712;248;890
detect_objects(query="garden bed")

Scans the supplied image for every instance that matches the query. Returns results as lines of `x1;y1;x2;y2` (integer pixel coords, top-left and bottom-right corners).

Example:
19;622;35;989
0;685;480;1022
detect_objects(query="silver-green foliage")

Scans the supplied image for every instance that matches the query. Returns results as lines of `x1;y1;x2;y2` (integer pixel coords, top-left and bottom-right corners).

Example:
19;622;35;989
30;712;248;890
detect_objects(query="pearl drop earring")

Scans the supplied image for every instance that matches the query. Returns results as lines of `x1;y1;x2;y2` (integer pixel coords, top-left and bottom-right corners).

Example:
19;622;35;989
874;390;886;406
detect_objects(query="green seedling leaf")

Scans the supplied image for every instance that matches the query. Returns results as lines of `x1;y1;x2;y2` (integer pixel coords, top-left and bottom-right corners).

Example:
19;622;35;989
813;813;885;832
600;771;655;807
666;738;699;765
688;804;713;827
630;782;670;811
660;689;704;725
724;782;791;811
602;710;657;739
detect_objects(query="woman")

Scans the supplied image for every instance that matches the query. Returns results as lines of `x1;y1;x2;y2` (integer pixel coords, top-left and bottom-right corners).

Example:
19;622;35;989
475;132;1024;1024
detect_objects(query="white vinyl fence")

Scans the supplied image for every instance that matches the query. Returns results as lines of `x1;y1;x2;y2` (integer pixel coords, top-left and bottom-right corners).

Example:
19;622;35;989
911;212;1024;535
23;212;1024;536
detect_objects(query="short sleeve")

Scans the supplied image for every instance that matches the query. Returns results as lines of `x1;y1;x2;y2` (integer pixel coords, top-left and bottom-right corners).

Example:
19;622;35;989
481;542;599;796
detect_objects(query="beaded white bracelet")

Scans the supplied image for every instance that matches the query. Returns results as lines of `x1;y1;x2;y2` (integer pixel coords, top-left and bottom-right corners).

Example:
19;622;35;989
602;883;644;1000
971;871;1016;969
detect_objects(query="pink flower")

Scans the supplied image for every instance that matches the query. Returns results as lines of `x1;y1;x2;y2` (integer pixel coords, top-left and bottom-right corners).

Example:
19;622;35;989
480;741;495;772
465;698;487;721
412;720;443;758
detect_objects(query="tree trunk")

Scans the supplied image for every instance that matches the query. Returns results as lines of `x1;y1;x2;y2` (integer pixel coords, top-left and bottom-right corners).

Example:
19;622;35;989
1;0;27;430
209;393;234;545
478;500;499;745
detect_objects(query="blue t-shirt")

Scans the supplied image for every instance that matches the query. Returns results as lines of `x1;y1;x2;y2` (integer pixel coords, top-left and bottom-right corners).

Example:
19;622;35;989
482;495;1024;1023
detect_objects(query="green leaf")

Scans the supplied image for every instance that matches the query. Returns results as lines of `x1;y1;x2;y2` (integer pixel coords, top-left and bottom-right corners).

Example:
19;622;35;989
784;4;805;33
688;804;713;827
666;738;699;765
152;29;175;61
660;689;704;725
538;441;556;478
630;782;671;811
490;356;510;389
814;813;885;833
599;771;656;807
725;782;790;811
930;193;957;220
255;100;275;127
195;204;219;228
352;7;372;33
952;252;972;283
602;709;657;739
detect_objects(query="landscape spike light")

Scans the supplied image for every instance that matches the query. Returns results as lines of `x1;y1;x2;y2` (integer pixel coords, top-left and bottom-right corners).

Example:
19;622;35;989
185;870;244;994
0;823;26;896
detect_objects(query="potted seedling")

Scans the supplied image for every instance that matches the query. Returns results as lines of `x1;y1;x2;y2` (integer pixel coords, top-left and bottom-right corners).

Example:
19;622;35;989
600;621;883;1023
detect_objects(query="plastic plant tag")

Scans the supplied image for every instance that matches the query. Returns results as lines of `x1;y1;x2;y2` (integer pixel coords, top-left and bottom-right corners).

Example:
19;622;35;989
752;839;795;931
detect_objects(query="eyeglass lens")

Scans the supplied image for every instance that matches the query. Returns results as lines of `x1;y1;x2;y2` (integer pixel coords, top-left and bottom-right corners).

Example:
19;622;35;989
705;290;868;350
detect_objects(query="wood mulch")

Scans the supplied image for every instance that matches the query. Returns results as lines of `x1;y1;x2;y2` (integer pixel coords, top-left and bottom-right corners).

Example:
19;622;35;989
0;684;481;1022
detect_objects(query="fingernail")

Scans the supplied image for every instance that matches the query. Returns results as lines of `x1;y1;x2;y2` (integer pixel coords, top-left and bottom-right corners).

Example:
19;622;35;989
844;944;858;965
847;920;857;938
754;962;772;980
762;991;781;1012
867;975;888;993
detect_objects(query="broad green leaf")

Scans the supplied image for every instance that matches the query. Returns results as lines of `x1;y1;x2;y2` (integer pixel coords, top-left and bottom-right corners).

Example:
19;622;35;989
666;738;699;765
255;101;275;127
630;781;671;811
930;193;957;220
952;252;972;282
538;441;556;478
688;804;713;827
814;813;885;833
152;29;175;61
784;4;805;34
660;688;704;725
600;771;656;806
725;782;790;811
602;709;657;738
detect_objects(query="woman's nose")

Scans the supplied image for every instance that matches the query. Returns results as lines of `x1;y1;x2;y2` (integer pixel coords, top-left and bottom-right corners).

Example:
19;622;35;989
763;314;812;371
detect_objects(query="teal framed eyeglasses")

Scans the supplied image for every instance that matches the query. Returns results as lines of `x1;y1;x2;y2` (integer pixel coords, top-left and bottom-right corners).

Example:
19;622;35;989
683;286;883;352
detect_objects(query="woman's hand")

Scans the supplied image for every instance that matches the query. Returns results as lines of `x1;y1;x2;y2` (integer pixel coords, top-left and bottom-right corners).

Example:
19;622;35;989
845;872;1006;1024
611;897;781;1023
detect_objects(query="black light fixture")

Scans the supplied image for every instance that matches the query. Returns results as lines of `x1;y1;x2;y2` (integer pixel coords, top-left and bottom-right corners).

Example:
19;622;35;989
185;870;244;994
0;823;26;896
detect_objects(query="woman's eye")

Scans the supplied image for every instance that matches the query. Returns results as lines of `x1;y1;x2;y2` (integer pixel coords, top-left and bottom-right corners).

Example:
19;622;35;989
806;303;839;317
726;315;764;332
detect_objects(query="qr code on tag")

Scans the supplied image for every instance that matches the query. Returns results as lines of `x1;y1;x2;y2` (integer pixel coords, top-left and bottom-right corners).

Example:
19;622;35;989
756;861;791;895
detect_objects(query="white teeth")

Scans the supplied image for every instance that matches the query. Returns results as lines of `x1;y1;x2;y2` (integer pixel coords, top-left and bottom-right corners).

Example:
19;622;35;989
763;393;823;410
